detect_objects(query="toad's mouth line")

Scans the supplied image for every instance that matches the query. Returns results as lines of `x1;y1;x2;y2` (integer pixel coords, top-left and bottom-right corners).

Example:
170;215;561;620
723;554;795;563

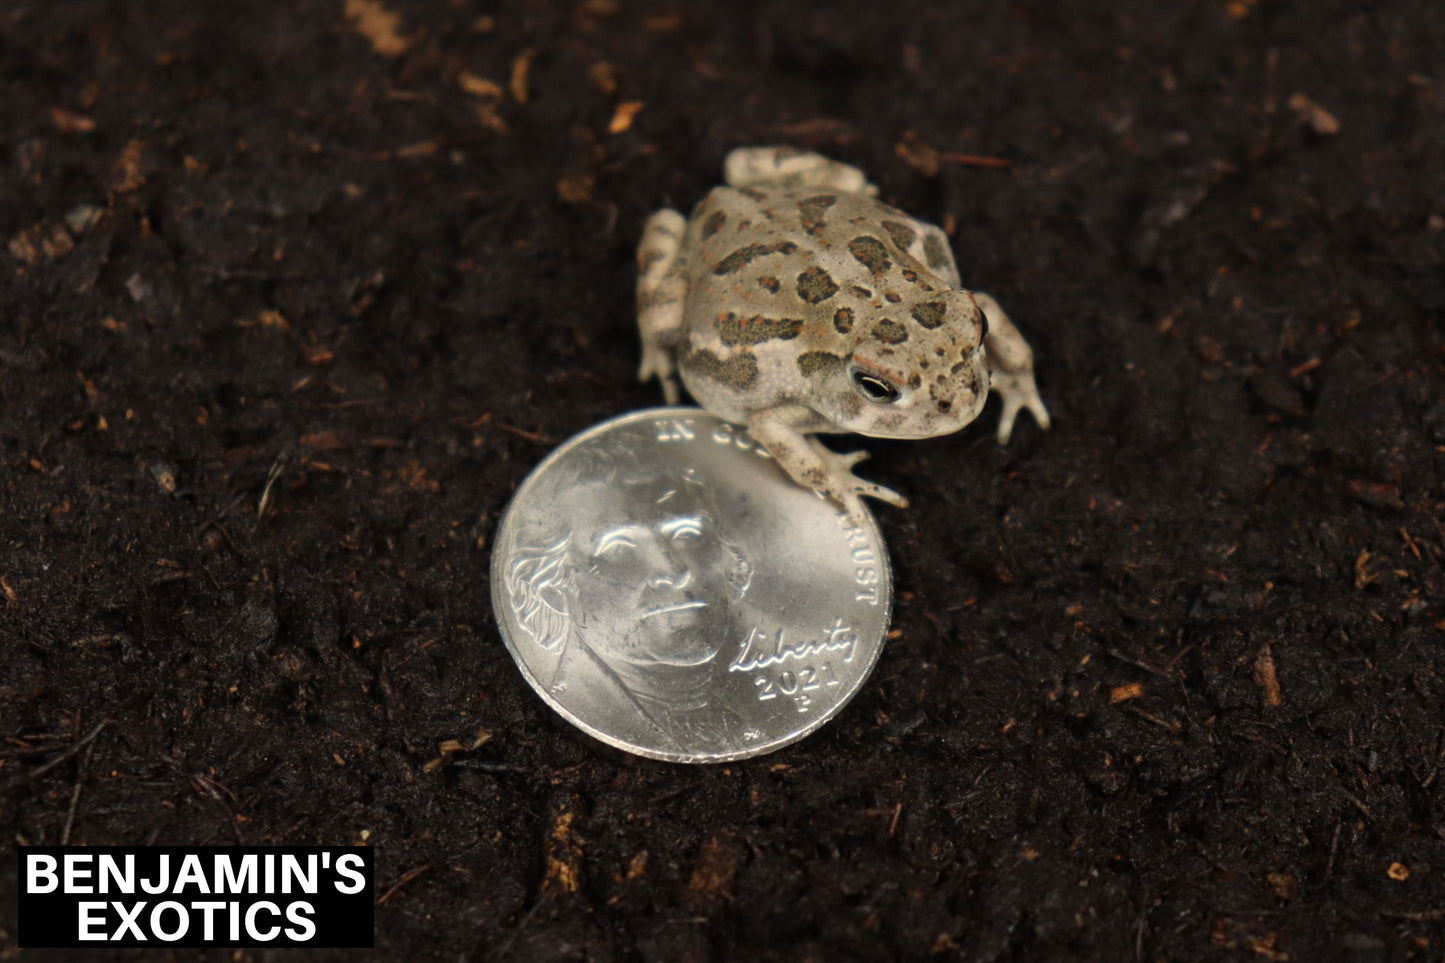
640;601;707;620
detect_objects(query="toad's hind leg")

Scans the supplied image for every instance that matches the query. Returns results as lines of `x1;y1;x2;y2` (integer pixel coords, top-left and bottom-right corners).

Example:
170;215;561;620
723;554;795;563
913;223;961;289
724;147;877;196
636;208;689;404
975;291;1051;444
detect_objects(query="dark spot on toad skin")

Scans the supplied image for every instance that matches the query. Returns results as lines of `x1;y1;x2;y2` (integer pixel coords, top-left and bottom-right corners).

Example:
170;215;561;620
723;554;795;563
934;346;946;357
796;266;839;304
718;313;804;346
873;319;908;344
798;195;837;236
851;286;873;300
923;233;950;271
874;410;906;432
881;219;918;253
912;301;947;329
713;241;799;275
737;187;767;202
833;307;855;334
901;269;918;283
840;391;863;419
908;373;922;389
884;291;901;303
949;355;988;396
848;236;891;277
685;348;758;390
797;351;847;377
701;210;727;239
758;275;780;293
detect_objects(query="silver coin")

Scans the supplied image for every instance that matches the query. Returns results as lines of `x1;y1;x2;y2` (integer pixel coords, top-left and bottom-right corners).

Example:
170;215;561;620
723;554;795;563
491;407;893;763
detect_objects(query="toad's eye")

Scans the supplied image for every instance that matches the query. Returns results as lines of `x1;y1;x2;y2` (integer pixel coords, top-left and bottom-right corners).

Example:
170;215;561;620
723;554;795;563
850;367;901;403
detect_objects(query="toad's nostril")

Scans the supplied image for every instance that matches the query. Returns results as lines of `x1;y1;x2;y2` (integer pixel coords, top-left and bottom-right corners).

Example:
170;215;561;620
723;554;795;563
936;399;952;413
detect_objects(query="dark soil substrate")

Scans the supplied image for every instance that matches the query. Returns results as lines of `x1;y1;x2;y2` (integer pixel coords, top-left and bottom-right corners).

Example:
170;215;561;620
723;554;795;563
3;1;1443;959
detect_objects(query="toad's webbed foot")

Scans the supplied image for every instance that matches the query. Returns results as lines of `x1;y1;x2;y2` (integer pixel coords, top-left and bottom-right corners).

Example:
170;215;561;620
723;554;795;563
991;368;1051;445
638;344;680;405
806;440;907;523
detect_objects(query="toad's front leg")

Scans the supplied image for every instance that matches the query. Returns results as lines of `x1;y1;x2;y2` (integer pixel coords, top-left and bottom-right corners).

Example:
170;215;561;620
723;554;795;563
974;291;1051;444
747;405;907;523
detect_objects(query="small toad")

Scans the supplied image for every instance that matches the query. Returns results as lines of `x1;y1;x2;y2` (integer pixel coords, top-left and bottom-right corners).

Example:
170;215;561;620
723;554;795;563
636;147;1050;519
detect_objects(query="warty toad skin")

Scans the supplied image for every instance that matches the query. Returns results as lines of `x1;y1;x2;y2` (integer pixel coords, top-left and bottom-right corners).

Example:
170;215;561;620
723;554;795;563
637;147;1050;519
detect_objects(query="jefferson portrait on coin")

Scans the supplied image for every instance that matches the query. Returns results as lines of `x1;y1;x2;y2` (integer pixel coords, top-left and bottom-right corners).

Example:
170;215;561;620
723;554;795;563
503;442;754;755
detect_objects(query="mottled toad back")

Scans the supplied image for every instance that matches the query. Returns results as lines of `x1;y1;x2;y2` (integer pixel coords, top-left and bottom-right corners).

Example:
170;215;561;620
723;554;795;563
637;147;1049;519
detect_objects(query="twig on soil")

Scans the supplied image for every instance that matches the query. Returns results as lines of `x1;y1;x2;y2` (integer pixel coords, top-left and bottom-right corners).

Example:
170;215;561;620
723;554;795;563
191;773;246;845
1288;357;1321;378
494;893;552;960
377;864;432;905
939;153;1013;169
1105;647;1170;678
497;423;558;445
1125;706;1181;731
61;775;84;844
769;118;860;141
457;760;530;774
257;454;288;519
198;493;247;534
510;49;534;103
1419;730;1443;789
1323;820;1342;883
61;741;97;844
32;720;108;779
648;779;706;806
1380;908;1445;921
1339;790;1370;817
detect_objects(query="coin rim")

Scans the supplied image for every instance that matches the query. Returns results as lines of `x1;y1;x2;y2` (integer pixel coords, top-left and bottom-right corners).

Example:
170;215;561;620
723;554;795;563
490;406;894;764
